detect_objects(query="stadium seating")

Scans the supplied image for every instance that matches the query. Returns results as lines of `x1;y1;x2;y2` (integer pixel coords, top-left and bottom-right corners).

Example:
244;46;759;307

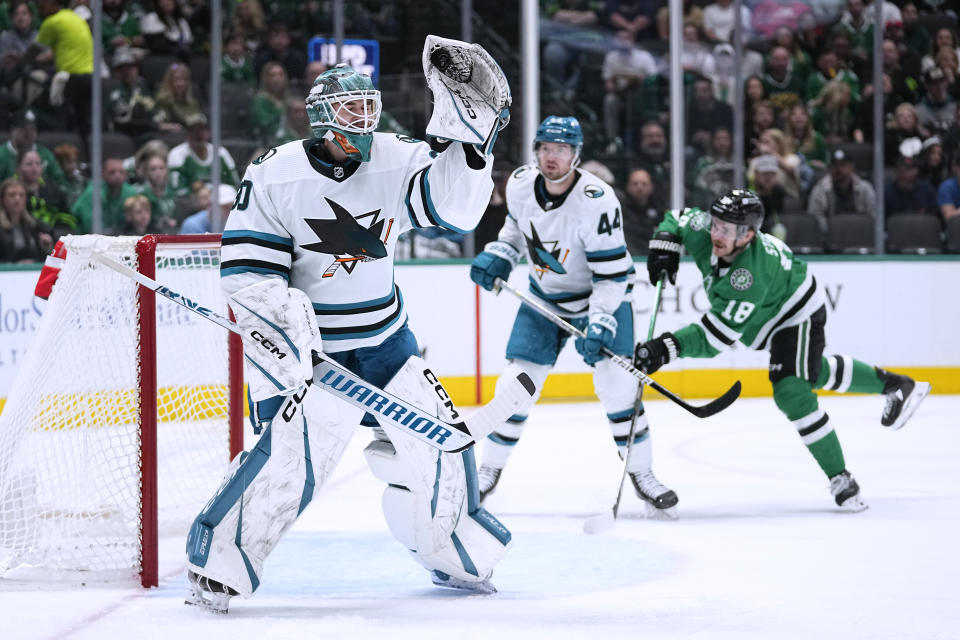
100;131;136;161
886;214;943;254
827;214;877;254
943;215;960;253
779;213;825;254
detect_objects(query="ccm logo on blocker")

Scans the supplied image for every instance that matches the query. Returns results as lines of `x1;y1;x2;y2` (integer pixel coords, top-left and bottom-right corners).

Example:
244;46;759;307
250;330;287;360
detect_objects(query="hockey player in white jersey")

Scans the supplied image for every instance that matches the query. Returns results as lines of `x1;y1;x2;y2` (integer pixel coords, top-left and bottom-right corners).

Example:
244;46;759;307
470;115;678;517
185;37;514;613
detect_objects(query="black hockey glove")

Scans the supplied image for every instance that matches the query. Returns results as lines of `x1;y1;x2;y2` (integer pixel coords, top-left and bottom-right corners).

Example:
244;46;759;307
647;231;682;285
633;332;679;374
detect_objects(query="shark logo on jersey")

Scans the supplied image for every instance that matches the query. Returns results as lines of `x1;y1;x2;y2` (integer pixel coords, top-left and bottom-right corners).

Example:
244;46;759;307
302;197;395;278
524;223;568;278
584;184;604;198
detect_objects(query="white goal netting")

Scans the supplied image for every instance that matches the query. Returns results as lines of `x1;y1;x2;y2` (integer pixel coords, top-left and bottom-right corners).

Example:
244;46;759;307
0;235;240;585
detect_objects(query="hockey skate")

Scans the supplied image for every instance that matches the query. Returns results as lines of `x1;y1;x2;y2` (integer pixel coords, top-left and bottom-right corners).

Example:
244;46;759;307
431;570;497;594
477;465;502;502
629;470;679;520
829;470;868;512
185;570;238;614
877;369;931;430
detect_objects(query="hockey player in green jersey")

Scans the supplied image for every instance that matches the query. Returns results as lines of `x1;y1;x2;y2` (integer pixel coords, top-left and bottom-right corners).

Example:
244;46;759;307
633;189;931;512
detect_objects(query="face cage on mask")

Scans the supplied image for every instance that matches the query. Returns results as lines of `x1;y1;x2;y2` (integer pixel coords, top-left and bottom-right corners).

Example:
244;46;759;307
307;88;383;134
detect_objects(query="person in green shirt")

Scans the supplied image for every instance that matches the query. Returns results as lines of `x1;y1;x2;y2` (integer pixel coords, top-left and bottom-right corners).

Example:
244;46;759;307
101;0;143;56
134;148;179;230
71;157;139;232
633;190;931;513
0;109;68;190
167;112;240;197
805;47;861;104
222;31;255;85
250;61;288;143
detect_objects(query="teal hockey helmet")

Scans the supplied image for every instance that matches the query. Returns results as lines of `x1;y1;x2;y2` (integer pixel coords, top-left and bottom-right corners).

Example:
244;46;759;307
305;64;382;162
534;115;582;182
533;115;583;154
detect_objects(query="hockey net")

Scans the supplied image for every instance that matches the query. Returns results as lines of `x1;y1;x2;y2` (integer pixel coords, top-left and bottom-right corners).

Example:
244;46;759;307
0;235;243;587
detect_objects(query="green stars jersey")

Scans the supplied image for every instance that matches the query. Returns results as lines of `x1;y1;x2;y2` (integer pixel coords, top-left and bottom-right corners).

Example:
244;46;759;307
659;208;825;358
167;142;240;197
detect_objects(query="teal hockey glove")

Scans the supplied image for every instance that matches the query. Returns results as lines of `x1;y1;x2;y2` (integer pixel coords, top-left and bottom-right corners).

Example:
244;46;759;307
470;241;518;291
575;313;617;366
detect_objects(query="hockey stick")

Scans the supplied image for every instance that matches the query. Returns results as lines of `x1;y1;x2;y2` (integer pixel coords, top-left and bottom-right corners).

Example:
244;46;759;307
584;277;665;535
492;277;741;419
91;250;535;453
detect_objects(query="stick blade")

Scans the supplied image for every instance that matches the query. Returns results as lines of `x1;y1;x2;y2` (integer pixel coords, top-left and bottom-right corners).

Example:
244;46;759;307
690;380;742;418
583;510;615;535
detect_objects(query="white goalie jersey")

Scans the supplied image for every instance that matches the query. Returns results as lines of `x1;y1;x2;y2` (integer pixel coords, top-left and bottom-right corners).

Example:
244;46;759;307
499;165;635;317
221;133;493;352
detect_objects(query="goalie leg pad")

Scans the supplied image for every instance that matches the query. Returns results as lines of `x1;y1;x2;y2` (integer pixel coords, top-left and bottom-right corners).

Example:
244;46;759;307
362;355;512;584
186;387;361;597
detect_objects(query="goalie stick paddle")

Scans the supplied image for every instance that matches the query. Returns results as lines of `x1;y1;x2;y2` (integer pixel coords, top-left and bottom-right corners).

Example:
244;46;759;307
493;278;742;419
92;250;535;453
584;277;665;535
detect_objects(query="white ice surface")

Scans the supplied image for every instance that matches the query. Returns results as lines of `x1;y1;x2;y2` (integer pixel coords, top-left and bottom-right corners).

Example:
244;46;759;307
3;394;958;640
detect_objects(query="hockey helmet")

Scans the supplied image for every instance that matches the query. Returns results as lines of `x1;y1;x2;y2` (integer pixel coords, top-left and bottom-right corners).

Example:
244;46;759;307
533;115;583;155
710;189;765;233
305;64;382;162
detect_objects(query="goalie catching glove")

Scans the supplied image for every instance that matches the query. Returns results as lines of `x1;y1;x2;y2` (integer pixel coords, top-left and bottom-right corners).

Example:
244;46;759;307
422;35;511;156
230;279;322;401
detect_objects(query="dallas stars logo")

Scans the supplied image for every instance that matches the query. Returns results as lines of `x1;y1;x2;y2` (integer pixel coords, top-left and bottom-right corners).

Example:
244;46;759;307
302;197;394;277
524;223;568;279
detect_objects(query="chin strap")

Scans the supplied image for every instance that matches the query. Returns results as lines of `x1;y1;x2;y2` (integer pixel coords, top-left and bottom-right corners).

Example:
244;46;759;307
539;152;581;184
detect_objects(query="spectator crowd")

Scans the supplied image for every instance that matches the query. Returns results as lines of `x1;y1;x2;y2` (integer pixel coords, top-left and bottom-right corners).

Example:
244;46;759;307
1;0;959;262
543;0;960;254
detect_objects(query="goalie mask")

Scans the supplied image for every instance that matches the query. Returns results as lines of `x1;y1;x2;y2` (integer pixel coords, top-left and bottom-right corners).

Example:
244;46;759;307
306;64;382;162
534;115;583;183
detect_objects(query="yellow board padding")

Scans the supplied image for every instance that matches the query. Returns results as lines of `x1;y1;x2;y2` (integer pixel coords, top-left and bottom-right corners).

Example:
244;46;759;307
439;366;960;407
1;369;956;418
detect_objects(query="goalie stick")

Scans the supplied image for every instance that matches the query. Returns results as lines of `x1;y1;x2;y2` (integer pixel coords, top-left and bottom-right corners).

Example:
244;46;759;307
92;250;535;453
492;277;741;419
584;277;665;535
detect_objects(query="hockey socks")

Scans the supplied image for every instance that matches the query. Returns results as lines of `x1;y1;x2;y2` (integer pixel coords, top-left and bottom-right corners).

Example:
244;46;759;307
805;429;846;479
816;355;885;394
482;414;525;469
774;377;846;478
